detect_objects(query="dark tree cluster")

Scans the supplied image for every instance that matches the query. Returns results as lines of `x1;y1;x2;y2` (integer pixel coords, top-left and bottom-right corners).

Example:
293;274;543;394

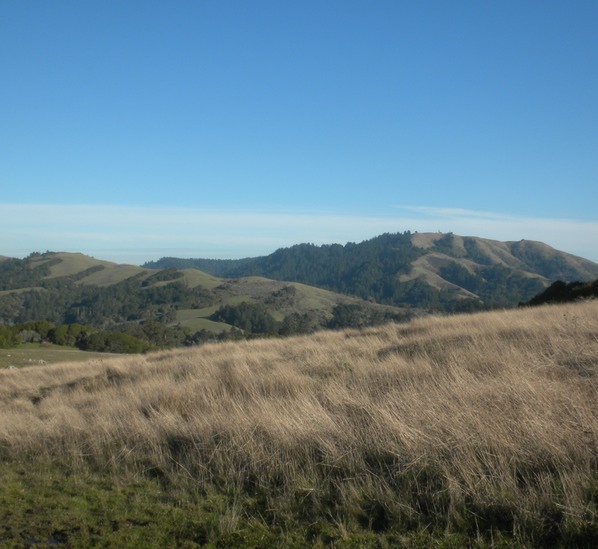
0;320;150;353
327;303;408;329
0;317;198;353
210;302;278;334
208;300;408;337
522;279;598;306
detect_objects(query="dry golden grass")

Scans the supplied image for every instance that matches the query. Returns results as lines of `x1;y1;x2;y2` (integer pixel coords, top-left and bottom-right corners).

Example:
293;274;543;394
1;300;597;541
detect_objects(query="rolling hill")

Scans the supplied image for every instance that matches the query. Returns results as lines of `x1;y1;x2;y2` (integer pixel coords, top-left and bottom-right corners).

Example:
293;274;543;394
0;251;408;345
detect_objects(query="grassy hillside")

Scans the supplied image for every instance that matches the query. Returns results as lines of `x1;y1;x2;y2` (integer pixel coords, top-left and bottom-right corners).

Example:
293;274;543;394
175;277;406;335
406;233;598;290
29;252;114;278
29;252;152;286
1;301;596;546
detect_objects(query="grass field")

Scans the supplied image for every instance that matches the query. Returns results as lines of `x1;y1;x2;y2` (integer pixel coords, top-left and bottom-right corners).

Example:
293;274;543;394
0;343;117;370
0;301;596;546
175;296;251;333
175;314;232;333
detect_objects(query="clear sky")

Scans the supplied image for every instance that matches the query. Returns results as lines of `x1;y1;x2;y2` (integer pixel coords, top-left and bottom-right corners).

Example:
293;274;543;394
1;1;597;264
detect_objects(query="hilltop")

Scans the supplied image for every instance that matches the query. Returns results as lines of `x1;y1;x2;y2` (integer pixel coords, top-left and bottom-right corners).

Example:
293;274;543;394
1;300;596;546
145;231;598;310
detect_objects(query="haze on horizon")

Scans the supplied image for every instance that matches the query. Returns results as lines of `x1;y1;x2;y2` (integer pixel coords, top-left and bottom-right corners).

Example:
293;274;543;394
1;1;597;264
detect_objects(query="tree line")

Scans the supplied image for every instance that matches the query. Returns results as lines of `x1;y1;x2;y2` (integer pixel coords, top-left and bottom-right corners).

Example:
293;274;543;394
0;320;151;353
521;279;598;306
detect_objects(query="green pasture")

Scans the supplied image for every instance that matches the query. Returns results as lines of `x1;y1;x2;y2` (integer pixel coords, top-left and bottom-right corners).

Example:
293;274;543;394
176;308;232;333
0;344;116;369
0;462;481;548
175;294;254;333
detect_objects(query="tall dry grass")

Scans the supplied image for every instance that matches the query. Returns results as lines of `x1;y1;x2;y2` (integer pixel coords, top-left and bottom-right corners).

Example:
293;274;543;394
1;300;597;539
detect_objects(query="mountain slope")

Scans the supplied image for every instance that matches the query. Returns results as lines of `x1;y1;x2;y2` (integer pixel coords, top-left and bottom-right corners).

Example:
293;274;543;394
410;233;598;281
145;232;598;310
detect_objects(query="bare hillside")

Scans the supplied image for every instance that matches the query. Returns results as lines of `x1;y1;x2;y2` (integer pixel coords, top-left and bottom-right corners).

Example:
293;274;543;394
406;233;598;291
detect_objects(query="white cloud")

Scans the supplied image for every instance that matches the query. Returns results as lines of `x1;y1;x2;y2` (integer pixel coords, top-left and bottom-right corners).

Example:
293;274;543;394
1;203;596;264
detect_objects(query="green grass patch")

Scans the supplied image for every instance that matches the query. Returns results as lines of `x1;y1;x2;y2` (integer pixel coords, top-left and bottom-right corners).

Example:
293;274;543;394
291;283;342;311
0;462;212;547
2;458;579;548
0;461;543;548
179;317;233;333
0;344;116;369
0;286;46;296
176;307;238;333
220;295;254;307
77;264;151;286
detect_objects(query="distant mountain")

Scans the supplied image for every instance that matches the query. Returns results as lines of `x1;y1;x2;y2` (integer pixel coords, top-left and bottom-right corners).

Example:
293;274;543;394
145;232;598;311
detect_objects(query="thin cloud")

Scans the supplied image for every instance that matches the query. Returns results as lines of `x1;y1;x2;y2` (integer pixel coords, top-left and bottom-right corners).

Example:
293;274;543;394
1;203;596;263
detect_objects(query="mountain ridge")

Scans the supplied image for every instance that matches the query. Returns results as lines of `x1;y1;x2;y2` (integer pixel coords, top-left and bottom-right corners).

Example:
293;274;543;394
144;232;598;309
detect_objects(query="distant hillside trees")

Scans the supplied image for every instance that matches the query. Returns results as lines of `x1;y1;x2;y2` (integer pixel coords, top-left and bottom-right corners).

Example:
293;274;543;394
0;320;150;353
210;302;278;334
145;232;425;304
0;318;194;353
510;241;584;281
327;303;409;329
0;253;56;290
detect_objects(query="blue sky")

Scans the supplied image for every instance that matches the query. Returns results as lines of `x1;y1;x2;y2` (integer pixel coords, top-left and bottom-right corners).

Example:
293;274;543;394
1;1;597;264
